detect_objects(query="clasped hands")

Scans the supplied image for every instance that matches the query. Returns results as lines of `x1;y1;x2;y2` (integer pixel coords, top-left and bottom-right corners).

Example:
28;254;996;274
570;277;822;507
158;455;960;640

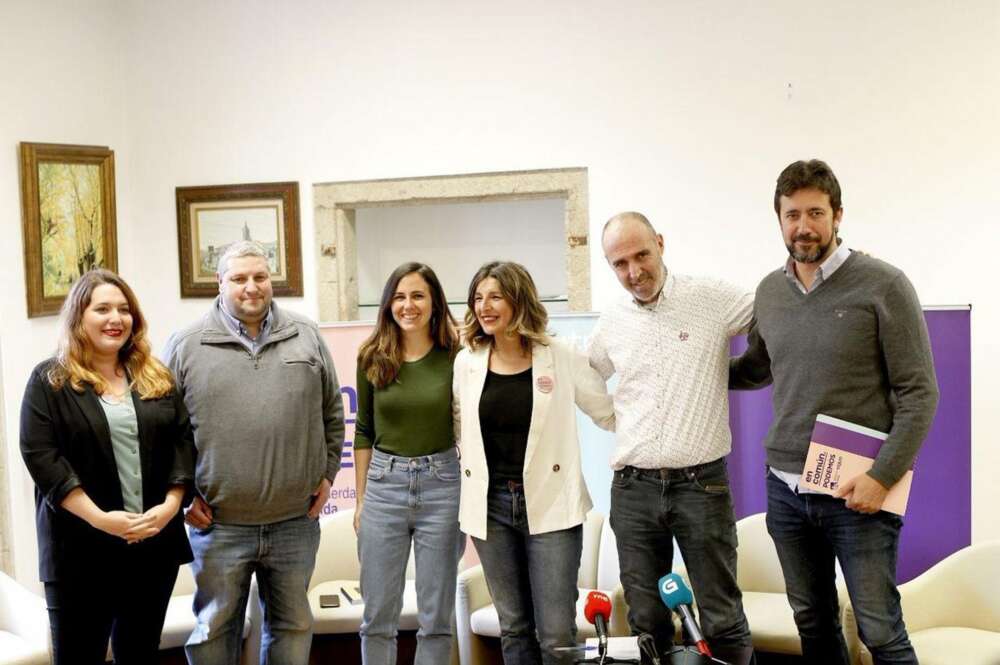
98;503;175;544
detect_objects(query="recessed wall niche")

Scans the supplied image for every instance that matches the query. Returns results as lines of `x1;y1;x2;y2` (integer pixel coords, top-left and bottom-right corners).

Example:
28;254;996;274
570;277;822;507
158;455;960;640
313;168;590;322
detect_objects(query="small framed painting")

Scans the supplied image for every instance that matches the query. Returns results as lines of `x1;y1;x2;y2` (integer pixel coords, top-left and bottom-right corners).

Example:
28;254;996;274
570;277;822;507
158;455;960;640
175;181;303;297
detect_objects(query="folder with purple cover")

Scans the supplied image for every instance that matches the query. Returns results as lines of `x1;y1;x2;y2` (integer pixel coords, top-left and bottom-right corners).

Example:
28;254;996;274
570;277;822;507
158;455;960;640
799;414;913;515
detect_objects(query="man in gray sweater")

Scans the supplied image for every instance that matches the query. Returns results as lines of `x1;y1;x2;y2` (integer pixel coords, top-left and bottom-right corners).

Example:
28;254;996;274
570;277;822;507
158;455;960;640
731;160;938;665
164;241;345;665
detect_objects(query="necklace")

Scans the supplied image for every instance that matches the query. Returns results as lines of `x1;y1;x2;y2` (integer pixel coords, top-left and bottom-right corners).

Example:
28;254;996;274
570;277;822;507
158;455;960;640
99;389;129;405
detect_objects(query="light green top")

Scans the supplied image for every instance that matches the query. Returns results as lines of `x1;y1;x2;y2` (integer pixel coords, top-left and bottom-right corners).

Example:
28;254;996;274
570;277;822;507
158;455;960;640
98;393;144;513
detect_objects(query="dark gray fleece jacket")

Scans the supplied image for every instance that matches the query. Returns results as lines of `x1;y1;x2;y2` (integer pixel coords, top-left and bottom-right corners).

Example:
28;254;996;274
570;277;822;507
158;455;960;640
164;299;344;524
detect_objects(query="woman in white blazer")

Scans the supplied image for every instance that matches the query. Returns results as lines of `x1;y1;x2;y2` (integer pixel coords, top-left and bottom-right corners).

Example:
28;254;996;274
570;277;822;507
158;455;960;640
453;261;615;665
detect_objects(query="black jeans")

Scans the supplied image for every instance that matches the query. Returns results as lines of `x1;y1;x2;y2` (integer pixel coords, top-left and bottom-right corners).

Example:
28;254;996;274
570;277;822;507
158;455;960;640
44;556;178;665
766;471;916;665
609;457;754;665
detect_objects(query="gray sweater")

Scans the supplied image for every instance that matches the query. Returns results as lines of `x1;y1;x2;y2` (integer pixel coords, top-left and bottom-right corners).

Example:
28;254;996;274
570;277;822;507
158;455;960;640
163;299;345;524
730;252;939;487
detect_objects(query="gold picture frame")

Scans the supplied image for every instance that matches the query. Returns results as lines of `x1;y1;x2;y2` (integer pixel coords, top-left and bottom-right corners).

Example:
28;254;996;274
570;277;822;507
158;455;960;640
175;181;303;298
19;142;118;318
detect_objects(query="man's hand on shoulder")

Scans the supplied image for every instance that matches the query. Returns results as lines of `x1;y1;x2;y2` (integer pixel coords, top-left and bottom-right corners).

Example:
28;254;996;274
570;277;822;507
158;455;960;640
834;473;889;514
309;477;332;519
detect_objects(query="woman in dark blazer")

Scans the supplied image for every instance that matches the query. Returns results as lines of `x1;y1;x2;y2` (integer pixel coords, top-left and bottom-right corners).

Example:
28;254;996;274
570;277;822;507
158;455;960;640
20;269;194;665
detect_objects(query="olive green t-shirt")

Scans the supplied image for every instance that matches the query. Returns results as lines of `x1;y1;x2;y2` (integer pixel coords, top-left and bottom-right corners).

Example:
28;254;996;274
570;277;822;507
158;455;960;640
354;346;455;456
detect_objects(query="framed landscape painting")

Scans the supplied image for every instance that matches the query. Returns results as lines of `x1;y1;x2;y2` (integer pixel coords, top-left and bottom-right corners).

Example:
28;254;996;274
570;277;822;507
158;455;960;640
19;142;118;317
175;181;303;297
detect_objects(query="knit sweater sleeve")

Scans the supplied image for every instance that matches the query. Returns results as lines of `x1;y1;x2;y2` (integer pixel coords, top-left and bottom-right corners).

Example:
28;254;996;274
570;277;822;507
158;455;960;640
729;281;774;391
868;273;940;487
353;365;376;450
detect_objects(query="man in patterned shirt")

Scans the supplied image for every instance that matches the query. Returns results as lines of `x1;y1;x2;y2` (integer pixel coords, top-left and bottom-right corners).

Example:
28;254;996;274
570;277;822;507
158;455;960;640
588;212;755;664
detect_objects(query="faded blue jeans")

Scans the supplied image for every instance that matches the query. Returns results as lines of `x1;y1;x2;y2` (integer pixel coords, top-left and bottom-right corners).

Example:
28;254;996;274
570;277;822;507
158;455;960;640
766;470;917;665
185;514;320;665
472;482;583;665
609;458;754;665
358;448;464;665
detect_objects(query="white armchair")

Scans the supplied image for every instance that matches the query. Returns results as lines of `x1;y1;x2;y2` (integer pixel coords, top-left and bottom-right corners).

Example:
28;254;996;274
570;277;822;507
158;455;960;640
455;511;628;665
0;571;49;665
847;540;1000;665
306;508;419;637
159;563;201;651
133;562;255;663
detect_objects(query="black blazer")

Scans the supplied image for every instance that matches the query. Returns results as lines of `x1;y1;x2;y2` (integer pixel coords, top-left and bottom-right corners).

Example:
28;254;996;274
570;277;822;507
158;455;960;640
20;359;194;582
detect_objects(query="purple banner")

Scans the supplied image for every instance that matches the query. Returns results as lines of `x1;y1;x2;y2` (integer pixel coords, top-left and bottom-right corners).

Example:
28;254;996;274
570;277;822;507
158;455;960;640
727;309;971;583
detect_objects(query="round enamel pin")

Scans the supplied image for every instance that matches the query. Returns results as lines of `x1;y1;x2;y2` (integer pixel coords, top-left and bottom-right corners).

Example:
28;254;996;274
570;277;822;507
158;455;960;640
536;376;553;393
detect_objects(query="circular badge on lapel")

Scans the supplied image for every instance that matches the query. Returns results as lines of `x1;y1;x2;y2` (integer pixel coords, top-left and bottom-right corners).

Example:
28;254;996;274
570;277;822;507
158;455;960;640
536;376;553;393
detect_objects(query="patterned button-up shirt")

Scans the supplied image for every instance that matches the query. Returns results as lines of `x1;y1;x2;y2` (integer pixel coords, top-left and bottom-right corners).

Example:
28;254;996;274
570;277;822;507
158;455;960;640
588;272;753;470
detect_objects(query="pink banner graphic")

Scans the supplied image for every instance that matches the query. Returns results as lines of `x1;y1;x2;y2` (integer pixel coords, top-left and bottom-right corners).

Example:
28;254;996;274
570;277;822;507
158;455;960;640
319;323;375;516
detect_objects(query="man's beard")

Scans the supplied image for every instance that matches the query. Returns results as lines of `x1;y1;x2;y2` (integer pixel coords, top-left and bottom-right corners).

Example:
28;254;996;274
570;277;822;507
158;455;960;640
786;235;835;263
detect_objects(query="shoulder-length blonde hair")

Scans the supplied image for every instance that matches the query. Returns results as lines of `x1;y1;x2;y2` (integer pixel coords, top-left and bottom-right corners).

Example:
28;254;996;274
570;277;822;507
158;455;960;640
47;269;173;399
462;261;549;353
358;262;458;389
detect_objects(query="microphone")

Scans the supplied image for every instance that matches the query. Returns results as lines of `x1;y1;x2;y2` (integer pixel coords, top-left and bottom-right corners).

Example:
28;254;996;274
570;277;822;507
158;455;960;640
584;590;612;659
637;632;661;665
658;573;712;658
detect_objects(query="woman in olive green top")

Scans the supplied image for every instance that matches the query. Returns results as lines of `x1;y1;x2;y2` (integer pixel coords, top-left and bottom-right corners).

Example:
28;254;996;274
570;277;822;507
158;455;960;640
354;262;462;665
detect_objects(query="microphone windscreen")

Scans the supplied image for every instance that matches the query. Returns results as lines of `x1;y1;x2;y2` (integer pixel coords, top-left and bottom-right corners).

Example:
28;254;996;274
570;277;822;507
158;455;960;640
658;572;694;609
583;590;612;624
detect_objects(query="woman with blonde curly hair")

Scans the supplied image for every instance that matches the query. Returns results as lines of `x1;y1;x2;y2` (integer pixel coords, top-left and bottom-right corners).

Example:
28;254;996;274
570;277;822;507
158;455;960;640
20;268;194;665
453;261;615;665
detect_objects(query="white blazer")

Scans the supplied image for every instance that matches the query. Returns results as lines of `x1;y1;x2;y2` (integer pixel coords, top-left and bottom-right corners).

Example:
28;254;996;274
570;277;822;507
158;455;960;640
453;337;615;540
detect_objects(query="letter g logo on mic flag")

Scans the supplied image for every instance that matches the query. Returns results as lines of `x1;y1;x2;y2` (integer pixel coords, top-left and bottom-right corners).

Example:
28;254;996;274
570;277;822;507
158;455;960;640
658;572;694;608
658;572;713;658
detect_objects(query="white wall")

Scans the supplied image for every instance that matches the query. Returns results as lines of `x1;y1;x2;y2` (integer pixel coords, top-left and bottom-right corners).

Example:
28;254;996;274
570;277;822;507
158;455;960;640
0;0;128;587
2;0;997;588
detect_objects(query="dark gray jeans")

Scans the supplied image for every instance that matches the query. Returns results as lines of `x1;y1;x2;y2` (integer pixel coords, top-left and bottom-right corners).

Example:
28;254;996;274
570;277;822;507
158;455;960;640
609;457;754;665
472;482;583;665
766;471;917;665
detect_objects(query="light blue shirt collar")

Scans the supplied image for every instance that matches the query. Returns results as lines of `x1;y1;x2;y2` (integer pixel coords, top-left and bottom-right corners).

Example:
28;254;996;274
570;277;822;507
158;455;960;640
218;299;272;354
784;241;851;294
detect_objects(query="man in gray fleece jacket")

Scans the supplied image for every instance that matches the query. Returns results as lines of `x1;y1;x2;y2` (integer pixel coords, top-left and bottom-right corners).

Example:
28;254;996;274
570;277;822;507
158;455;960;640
731;160;938;665
164;241;344;665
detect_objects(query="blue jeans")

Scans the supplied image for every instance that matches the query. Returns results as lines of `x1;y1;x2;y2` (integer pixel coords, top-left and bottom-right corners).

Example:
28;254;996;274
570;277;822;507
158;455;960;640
358;448;464;665
609;458;754;665
185;514;320;665
472;483;583;665
766;471;917;665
